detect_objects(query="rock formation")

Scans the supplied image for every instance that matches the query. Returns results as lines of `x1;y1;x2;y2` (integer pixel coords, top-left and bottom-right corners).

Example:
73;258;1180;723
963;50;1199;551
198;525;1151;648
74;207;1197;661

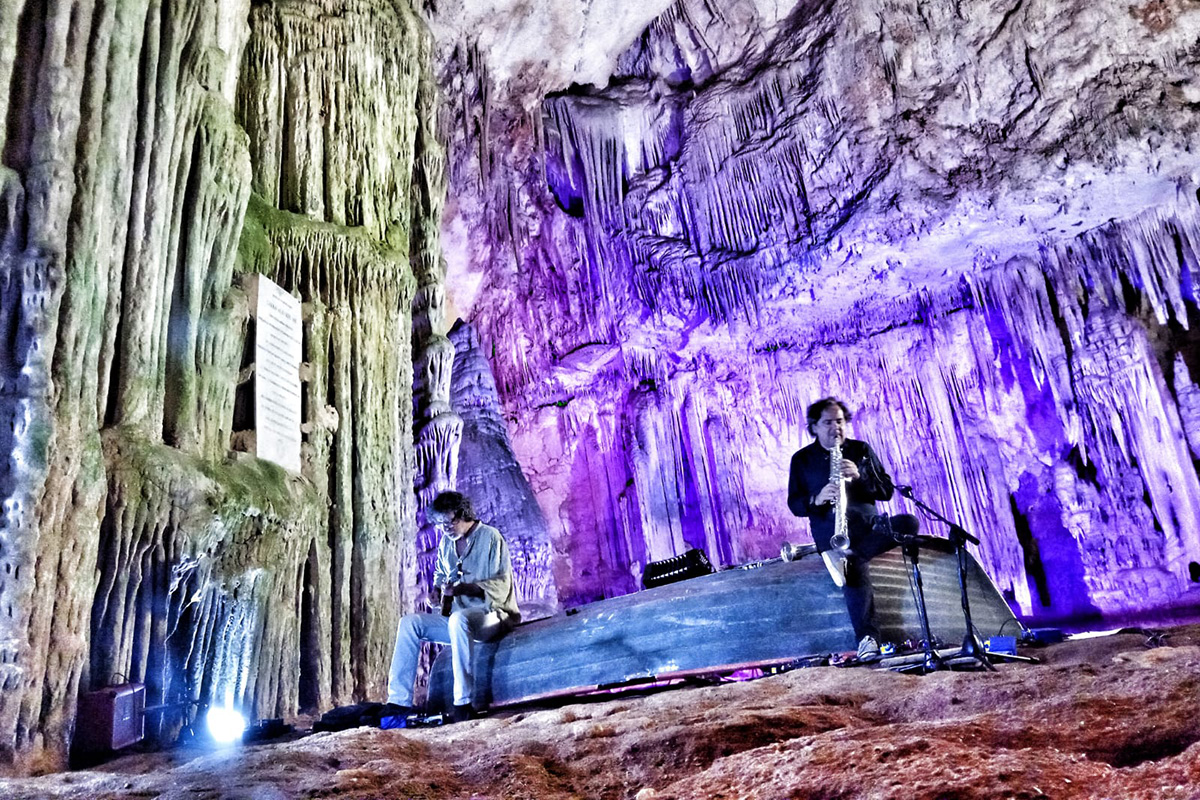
0;0;441;773
2;0;1200;780
449;320;558;619
428;0;1200;619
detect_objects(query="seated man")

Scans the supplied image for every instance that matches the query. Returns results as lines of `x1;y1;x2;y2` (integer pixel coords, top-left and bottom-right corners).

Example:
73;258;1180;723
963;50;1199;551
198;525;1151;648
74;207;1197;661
787;397;917;662
385;491;521;723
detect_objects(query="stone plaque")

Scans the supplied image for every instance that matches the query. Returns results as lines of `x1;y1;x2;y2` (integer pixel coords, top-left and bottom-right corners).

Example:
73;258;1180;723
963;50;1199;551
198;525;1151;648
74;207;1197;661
253;275;302;473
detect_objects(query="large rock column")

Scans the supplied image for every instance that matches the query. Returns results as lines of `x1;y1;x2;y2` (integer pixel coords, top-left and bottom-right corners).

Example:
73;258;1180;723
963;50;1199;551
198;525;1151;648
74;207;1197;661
236;0;436;705
0;0;258;771
0;0;443;772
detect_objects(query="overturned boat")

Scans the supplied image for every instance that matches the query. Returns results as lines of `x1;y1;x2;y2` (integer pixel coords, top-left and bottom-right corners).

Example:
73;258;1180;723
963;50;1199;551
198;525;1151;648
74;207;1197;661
428;540;1019;710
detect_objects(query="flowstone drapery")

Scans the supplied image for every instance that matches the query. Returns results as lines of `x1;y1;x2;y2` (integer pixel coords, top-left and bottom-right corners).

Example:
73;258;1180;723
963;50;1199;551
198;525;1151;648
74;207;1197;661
238;206;418;709
90;429;325;745
0;0;441;773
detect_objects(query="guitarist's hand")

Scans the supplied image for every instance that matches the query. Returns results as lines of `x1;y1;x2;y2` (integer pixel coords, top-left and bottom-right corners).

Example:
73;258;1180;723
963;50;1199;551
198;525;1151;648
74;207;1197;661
450;582;485;599
418;588;439;612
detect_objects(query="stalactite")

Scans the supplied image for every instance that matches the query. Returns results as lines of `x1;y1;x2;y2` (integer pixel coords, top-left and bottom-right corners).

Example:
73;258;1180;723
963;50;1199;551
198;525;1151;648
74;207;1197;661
1174;354;1200;459
502;194;1200;614
237;0;424;240
532;11;863;344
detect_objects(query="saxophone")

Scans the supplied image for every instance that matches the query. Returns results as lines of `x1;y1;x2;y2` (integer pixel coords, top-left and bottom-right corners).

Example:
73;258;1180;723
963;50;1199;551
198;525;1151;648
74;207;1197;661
829;443;851;553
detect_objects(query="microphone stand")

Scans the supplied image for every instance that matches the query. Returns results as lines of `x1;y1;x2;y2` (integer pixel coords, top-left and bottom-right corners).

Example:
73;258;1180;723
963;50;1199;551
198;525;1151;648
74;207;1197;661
895;537;945;674
894;485;1025;671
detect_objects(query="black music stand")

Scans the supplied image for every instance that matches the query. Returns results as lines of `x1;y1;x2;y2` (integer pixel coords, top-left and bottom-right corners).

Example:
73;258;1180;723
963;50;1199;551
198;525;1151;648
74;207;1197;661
894;538;946;674
895;486;1036;670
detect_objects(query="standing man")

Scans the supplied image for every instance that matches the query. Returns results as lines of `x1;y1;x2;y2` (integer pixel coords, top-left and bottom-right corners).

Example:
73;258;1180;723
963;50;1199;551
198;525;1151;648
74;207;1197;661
787;397;914;661
385;491;521;723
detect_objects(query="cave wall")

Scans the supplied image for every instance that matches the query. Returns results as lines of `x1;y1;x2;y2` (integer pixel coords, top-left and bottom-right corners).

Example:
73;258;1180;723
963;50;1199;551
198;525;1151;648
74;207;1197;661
430;0;1200;617
449;320;558;619
0;0;440;773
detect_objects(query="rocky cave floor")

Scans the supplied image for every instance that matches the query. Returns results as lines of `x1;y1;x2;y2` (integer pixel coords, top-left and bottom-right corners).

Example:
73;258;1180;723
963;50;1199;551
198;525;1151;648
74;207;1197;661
5;625;1200;800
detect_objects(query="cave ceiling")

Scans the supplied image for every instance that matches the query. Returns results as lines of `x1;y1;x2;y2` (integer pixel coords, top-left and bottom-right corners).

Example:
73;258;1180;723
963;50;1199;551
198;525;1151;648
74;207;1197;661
422;0;1200;358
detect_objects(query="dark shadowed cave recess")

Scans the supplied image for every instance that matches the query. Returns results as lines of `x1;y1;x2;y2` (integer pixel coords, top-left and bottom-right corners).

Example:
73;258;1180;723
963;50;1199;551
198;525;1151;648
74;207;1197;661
0;0;1198;791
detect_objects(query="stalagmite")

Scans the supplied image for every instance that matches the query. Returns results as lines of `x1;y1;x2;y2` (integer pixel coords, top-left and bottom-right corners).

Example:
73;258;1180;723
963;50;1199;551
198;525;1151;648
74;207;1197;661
449;320;558;618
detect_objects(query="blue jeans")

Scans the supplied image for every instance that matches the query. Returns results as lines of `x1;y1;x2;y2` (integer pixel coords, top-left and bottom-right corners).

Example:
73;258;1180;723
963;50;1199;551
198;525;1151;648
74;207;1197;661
387;608;506;707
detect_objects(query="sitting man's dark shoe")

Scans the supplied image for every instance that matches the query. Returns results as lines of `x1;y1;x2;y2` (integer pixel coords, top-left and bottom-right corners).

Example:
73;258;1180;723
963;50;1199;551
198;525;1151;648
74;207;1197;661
447;703;478;724
382;702;413;718
379;703;414;729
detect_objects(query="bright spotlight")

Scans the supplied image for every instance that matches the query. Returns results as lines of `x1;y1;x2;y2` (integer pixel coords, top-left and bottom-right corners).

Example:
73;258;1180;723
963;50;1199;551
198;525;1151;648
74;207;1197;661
206;706;247;744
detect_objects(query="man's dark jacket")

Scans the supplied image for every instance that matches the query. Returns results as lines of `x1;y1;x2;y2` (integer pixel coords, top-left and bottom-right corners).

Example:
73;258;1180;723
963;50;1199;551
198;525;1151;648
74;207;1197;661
787;438;895;552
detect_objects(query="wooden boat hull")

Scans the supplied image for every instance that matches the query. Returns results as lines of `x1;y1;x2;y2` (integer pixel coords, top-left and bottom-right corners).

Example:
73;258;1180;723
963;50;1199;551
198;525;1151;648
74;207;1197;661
428;542;1017;710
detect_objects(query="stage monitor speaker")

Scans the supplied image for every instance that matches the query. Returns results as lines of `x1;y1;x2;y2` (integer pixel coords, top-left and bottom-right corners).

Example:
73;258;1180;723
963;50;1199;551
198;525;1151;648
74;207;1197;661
643;548;714;589
1023;628;1065;645
984;635;1018;655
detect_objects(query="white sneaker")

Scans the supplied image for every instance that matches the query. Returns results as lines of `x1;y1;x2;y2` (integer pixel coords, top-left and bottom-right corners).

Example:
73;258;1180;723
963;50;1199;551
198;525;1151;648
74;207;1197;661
857;635;881;661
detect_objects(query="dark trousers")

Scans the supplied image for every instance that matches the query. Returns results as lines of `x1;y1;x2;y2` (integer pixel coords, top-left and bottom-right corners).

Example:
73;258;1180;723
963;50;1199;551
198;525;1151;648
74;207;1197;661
842;513;918;642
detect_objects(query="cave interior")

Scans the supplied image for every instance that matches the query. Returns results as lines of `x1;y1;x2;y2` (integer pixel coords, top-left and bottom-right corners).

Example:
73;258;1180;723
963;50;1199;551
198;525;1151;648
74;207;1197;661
0;0;1198;777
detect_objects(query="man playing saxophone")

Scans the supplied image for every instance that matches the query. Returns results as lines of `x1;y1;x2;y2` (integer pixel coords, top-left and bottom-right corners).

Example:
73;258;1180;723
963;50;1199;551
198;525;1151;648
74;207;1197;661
787;397;913;662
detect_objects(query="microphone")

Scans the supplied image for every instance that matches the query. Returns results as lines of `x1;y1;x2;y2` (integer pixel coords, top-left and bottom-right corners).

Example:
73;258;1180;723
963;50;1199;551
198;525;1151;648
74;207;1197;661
873;512;920;543
895;484;914;498
891;513;921;541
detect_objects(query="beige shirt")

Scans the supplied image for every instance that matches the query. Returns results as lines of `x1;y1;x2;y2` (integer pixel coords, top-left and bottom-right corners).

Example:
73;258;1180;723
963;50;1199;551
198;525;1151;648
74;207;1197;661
434;521;521;623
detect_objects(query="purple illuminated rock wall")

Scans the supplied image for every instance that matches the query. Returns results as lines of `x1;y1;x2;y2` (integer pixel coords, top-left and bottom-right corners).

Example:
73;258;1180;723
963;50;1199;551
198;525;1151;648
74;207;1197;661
449;320;559;618
432;0;1200;620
